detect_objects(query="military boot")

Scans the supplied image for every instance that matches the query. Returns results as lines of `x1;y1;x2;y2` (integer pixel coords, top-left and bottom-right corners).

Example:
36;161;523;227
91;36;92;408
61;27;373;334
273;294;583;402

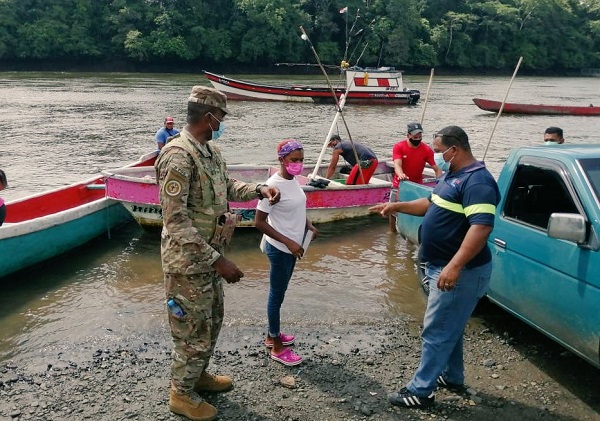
194;371;233;393
169;389;218;421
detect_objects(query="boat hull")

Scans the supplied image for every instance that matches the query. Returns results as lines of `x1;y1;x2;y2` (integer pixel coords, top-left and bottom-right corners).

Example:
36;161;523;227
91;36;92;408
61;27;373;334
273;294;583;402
473;98;600;116
0;152;158;279
103;163;395;229
204;70;420;106
0;200;131;278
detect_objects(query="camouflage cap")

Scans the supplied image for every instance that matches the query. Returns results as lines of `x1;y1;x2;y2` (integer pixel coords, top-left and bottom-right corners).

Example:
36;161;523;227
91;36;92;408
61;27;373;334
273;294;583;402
188;86;229;114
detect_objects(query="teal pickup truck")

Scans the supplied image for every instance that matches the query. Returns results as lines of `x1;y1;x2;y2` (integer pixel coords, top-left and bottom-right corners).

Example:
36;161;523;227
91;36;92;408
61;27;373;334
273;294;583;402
396;145;600;369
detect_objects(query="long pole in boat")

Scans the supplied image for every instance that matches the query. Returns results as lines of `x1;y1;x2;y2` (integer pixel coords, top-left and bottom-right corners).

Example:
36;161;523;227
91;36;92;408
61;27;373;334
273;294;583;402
419;68;434;125
299;26;365;183
310;92;349;179
481;56;523;161
344;8;349;62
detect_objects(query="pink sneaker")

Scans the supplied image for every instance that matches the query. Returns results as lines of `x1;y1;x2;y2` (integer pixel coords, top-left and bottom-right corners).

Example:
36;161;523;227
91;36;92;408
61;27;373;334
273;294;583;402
264;333;295;348
270;348;303;366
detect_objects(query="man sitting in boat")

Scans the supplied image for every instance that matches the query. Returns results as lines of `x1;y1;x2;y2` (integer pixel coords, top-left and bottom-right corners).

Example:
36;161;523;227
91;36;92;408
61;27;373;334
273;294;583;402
543;126;565;144
325;135;378;185
155;116;181;150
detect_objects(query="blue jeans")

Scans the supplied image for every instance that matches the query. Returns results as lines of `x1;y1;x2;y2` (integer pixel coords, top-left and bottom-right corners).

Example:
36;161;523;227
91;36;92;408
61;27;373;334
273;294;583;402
406;261;491;396
265;242;297;337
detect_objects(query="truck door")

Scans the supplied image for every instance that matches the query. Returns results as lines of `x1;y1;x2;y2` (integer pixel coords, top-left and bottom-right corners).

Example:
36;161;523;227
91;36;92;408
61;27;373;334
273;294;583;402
489;156;600;367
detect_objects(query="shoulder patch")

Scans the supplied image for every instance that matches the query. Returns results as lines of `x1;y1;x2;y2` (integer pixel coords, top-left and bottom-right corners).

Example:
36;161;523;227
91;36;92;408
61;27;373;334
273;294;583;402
163;168;187;198
165;179;183;197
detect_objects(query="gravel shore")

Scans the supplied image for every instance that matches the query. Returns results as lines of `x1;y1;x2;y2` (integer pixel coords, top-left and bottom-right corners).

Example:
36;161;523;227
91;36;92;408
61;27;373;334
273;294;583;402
1;303;598;421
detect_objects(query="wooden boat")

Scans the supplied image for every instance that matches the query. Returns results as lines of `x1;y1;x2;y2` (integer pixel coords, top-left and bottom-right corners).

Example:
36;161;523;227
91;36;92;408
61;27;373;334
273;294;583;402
204;68;421;106
473;98;600;116
0;151;158;279
102;162;395;229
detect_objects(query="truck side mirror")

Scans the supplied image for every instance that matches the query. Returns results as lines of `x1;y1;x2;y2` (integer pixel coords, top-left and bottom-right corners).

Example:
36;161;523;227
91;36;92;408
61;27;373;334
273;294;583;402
547;213;586;243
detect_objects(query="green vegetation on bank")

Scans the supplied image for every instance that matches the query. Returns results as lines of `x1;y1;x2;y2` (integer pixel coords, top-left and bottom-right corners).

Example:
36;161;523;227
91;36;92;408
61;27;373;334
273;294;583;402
0;0;598;73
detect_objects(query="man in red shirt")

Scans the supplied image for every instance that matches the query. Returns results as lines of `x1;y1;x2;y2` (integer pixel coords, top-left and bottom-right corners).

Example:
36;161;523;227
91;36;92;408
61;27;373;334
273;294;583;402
388;123;442;232
392;122;442;187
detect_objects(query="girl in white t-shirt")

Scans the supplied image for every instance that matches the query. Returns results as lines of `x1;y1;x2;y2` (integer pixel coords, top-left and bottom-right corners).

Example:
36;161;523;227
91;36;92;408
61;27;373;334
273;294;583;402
255;139;318;366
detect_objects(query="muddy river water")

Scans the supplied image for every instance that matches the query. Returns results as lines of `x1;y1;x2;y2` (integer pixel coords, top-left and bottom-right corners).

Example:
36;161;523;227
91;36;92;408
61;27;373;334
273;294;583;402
0;71;598;364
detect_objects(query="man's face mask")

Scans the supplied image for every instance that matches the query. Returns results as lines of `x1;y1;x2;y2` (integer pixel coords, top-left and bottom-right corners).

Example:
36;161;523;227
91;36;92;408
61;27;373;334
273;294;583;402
208;112;225;140
409;134;422;146
433;146;455;172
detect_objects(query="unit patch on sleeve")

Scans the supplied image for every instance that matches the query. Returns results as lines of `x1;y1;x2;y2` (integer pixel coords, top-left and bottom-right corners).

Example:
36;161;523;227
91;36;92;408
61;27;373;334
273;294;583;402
163;167;187;198
165;179;182;197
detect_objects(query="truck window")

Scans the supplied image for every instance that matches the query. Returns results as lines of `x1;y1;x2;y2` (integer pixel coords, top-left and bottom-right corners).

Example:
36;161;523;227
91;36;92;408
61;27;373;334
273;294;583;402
503;164;579;229
579;158;600;204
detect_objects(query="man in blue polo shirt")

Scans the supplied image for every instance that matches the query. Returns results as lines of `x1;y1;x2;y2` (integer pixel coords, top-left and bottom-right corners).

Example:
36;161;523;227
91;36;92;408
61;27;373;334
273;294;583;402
370;125;500;409
155;116;180;150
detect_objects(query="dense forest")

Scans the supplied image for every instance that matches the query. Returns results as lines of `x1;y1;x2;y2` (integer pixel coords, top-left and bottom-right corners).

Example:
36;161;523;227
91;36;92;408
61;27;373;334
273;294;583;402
0;0;598;73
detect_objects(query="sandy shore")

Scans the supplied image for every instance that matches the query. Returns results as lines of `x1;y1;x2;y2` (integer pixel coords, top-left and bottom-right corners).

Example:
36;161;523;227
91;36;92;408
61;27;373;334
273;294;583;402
1;304;598;421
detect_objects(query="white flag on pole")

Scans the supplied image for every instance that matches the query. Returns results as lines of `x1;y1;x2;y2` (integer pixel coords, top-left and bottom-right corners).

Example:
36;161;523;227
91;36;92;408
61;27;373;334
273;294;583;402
339;6;348;13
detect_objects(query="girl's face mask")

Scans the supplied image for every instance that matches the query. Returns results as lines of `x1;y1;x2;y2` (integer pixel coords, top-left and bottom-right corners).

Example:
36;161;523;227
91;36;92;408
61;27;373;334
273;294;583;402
285;162;304;176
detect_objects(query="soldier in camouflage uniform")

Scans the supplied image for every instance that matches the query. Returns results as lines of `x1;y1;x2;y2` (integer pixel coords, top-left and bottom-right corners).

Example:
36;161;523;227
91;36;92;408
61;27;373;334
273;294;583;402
155;86;280;421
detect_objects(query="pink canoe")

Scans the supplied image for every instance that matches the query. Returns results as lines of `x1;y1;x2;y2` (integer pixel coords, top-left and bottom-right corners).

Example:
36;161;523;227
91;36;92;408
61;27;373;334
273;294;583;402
103;162;396;228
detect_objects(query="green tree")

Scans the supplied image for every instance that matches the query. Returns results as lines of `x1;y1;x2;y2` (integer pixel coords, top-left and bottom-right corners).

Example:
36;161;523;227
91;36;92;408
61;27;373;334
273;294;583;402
232;0;310;65
0;1;18;58
0;0;597;71
431;11;478;67
12;0;103;59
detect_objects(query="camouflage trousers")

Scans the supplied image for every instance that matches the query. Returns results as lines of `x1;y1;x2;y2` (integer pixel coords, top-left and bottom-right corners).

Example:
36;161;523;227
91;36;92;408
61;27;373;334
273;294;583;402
164;271;224;394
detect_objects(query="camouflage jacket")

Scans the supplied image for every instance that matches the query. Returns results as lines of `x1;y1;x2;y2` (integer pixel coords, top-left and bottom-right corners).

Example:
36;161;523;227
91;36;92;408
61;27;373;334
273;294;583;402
155;129;259;274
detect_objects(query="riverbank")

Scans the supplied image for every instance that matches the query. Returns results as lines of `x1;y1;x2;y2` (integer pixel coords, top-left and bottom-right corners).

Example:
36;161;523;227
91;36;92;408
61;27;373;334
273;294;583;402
0;60;592;77
1;308;597;421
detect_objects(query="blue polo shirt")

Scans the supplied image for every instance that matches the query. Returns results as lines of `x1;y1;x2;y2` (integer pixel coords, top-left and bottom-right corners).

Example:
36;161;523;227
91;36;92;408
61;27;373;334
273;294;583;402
420;161;500;268
155;127;180;146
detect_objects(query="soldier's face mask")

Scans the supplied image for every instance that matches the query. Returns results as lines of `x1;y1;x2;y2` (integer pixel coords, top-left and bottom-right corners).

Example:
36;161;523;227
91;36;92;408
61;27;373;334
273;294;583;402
207;112;225;140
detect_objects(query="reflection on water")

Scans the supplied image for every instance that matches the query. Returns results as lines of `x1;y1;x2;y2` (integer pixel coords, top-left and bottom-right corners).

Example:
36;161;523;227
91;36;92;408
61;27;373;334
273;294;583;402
0;216;426;363
0;224;163;364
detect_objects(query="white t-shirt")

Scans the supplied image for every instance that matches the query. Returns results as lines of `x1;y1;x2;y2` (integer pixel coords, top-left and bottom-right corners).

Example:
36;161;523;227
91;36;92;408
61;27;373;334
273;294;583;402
257;172;307;254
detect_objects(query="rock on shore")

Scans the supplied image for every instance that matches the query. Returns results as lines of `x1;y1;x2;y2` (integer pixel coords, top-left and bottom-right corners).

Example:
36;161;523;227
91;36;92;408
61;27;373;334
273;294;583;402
0;316;597;421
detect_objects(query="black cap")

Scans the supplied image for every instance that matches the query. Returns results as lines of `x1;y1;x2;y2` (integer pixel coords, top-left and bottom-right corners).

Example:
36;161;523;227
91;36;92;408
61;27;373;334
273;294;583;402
407;122;423;135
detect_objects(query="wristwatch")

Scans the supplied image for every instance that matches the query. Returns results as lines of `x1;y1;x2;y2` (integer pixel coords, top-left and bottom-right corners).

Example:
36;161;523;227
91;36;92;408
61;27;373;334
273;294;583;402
255;184;266;200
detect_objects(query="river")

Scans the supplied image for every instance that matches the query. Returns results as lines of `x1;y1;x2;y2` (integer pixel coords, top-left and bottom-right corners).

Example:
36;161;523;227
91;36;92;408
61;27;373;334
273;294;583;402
0;72;598;363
